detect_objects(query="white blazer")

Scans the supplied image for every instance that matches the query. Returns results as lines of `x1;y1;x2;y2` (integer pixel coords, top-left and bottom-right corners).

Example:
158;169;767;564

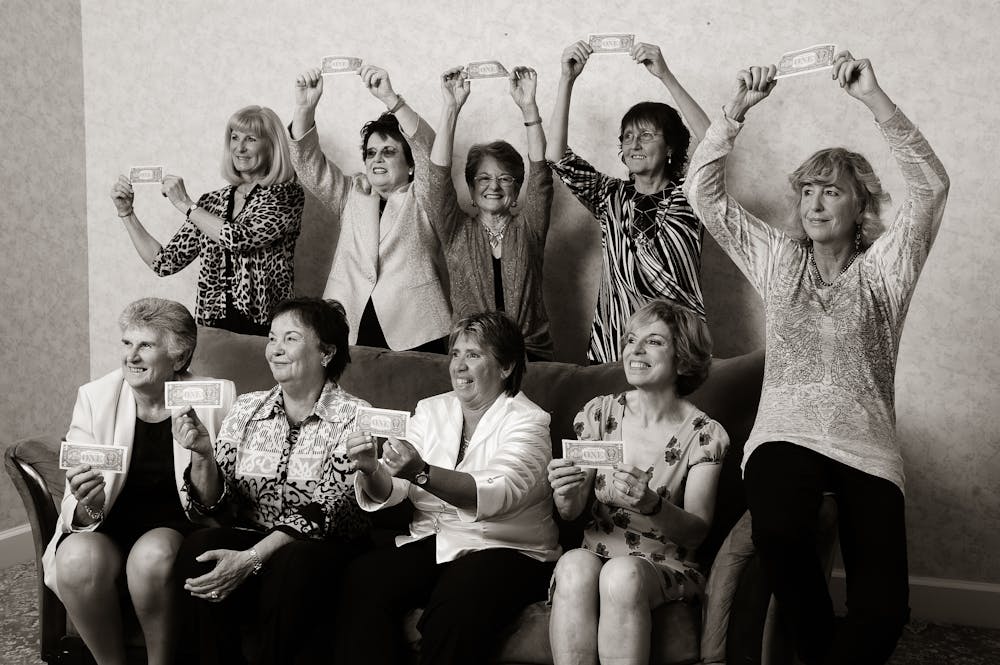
42;369;235;599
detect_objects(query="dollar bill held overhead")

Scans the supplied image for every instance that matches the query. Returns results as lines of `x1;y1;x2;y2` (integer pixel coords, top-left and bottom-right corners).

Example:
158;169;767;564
562;440;625;468
774;44;837;79
356;407;410;438
129;166;164;184
321;55;363;75
60;441;128;473
588;33;635;54
465;60;510;79
165;380;224;409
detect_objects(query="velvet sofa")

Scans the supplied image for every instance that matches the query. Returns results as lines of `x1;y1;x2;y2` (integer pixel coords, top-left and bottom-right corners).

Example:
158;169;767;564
5;327;829;665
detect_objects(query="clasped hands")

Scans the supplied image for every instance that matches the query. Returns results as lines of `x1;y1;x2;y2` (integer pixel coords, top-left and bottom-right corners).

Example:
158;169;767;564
547;458;659;514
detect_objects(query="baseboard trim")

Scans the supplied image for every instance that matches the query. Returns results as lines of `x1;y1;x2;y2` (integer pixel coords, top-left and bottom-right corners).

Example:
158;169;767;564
830;568;1000;629
0;524;34;569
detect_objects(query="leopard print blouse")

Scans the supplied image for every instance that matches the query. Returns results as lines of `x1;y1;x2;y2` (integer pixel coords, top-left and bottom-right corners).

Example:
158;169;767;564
151;179;304;326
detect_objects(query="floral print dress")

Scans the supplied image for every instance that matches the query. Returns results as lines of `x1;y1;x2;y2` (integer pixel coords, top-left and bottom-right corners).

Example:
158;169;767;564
575;392;729;601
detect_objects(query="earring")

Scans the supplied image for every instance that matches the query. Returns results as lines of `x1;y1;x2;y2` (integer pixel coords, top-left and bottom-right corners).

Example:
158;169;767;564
408;168;413;176
321;357;329;367
471;200;477;207
855;225;863;251
511;201;517;208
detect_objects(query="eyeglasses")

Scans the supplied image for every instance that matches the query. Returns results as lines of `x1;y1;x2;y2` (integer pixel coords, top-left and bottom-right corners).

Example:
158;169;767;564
618;130;663;145
364;146;400;159
474;174;517;187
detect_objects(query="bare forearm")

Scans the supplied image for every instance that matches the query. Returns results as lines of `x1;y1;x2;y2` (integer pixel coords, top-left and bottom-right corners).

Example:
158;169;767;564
545;77;574;162
291;104;317;140
431;105;460;167
421;465;477;510
119;213;163;268
386;93;419;136
520;101;545;161
650;499;710;549
862;89;896;123
658;71;709;141
190;452;223;505
251;530;296;562
359;463;394;503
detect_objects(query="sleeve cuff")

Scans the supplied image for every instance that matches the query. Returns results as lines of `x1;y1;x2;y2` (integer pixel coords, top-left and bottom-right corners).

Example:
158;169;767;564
354;474;408;511
287;121;318;145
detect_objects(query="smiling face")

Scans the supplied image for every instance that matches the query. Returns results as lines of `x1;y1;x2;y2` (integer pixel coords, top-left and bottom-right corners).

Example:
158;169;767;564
622;318;678;391
449;332;510;410
469;156;520;215
229;129;269;180
266;312;330;389
798;173;861;249
364;133;410;193
121;326;182;393
620;121;670;179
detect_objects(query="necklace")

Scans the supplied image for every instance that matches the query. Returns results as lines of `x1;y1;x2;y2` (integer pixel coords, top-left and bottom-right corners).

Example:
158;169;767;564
809;246;858;287
481;219;509;250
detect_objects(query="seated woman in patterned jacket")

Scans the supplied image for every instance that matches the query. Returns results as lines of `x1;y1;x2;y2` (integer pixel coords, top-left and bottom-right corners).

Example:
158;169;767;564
546;41;710;364
111;106;304;336
172;297;372;665
546;299;729;665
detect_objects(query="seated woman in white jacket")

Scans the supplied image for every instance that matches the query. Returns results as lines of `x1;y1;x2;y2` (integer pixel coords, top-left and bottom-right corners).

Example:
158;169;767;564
342;311;561;665
41;298;234;665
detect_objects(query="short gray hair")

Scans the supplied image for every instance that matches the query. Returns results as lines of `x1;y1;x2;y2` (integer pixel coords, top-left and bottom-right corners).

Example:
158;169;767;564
118;298;197;372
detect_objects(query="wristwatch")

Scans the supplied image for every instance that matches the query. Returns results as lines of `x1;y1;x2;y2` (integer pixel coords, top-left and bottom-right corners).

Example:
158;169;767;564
414;462;431;486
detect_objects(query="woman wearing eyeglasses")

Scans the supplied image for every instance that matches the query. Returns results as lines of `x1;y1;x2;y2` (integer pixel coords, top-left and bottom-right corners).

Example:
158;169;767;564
416;65;555;361
290;65;453;353
547;41;710;364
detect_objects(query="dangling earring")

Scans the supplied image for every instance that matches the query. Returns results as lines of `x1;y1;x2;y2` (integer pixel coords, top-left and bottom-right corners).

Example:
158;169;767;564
408;168;413;176
511;200;517;208
855;224;863;251
471;199;477;208
321;357;330;367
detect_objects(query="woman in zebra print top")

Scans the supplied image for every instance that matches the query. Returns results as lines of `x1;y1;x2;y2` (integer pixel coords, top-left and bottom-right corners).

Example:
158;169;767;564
546;41;710;364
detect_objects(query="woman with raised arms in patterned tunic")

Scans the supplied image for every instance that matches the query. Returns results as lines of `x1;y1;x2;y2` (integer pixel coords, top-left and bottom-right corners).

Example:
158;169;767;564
683;53;949;664
546;299;729;665
111;106;304;336
172;297;372;665
546;41;710;364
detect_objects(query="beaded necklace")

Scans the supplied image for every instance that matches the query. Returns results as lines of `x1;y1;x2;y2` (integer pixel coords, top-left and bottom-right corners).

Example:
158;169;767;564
809;246;859;287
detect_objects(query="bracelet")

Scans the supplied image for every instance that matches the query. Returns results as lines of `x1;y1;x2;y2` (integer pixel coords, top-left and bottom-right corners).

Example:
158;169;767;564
117;209;133;217
247;547;264;576
185;203;199;220
387;95;406;114
82;502;104;522
523;118;542;127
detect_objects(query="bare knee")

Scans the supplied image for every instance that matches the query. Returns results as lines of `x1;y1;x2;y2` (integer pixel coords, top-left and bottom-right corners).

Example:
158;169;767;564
127;530;183;587
56;534;121;593
553;549;603;603
599;557;650;609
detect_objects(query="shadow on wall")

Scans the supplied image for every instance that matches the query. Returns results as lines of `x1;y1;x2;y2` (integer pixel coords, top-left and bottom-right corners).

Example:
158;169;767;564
293;190;339;297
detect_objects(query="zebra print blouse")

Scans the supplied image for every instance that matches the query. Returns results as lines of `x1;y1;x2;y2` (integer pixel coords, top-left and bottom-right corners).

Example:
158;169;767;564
549;148;705;363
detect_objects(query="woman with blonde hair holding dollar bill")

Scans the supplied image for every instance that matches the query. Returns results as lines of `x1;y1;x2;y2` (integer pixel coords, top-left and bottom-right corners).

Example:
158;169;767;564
546;298;729;665
683;52;949;664
41;298;236;665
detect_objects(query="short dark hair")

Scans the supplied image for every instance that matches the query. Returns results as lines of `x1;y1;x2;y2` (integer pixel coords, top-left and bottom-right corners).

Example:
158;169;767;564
621;299;712;396
448;311;526;396
270;298;351;382
464;141;526;190
360;112;414;179
619;101;691;183
119;298;197;372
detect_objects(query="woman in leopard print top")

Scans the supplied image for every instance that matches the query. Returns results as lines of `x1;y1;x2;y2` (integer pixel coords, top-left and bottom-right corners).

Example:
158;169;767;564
111;105;304;336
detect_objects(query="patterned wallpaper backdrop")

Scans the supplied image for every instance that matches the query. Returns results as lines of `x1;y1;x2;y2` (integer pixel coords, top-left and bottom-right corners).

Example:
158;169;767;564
0;0;89;531
7;0;994;584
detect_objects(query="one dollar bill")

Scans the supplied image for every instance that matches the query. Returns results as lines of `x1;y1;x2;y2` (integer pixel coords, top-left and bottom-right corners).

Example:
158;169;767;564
562;440;625;468
321;55;362;75
588;33;635;54
775;43;837;79
165;380;224;409
466;60;509;79
129;166;163;184
60;441;128;473
356;406;409;438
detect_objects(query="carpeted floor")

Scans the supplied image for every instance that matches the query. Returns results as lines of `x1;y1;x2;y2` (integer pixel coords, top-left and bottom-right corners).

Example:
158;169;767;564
2;560;999;664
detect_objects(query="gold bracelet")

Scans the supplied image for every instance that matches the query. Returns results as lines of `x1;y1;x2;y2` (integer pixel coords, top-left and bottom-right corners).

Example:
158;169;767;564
82;502;105;522
387;95;406;114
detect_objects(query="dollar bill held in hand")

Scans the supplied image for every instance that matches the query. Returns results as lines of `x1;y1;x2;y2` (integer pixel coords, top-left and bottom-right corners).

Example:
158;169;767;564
588;33;635;54
60;441;128;473
321;55;362;75
356;407;410;438
129;166;164;184
562;440;625;468
165;380;224;409
466;60;510;79
775;44;837;79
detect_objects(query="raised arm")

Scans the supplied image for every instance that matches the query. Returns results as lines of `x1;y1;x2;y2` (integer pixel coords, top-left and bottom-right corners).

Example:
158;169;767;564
291;67;324;140
545;40;592;163
360;65;418;136
431;66;471;167
631;42;710;141
509;66;545;160
111;176;164;269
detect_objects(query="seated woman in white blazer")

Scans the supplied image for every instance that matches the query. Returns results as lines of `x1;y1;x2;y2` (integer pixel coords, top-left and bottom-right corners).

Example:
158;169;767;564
41;298;235;665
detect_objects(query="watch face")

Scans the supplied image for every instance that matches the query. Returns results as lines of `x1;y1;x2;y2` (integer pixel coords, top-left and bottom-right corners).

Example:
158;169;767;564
415;472;429;485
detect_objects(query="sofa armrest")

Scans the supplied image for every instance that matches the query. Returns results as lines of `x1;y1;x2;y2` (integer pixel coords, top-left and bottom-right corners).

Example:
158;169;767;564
4;435;68;663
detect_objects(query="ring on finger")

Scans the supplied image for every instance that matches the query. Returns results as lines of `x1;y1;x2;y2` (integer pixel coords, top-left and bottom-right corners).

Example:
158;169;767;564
209;590;219;599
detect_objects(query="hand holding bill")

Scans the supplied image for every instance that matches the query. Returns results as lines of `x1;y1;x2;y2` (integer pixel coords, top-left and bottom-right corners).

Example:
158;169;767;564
381;437;423;480
508;66;538;110
172;406;214;458
560;41;592;81
345;430;379;475
295;67;324;109
111;176;135;216
360;65;398;107
161;175;194;213
66;464;107;511
727;64;777;122
608;463;657;513
631;42;671;80
440;66;470;109
546;458;593;500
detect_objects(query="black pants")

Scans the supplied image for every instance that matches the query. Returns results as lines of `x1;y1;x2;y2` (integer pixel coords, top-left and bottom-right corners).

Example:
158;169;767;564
174;527;367;665
335;536;554;665
744;442;909;665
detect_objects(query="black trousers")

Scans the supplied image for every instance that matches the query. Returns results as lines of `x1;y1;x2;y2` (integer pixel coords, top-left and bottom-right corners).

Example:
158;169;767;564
174;527;367;665
744;442;909;665
335;536;554;665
